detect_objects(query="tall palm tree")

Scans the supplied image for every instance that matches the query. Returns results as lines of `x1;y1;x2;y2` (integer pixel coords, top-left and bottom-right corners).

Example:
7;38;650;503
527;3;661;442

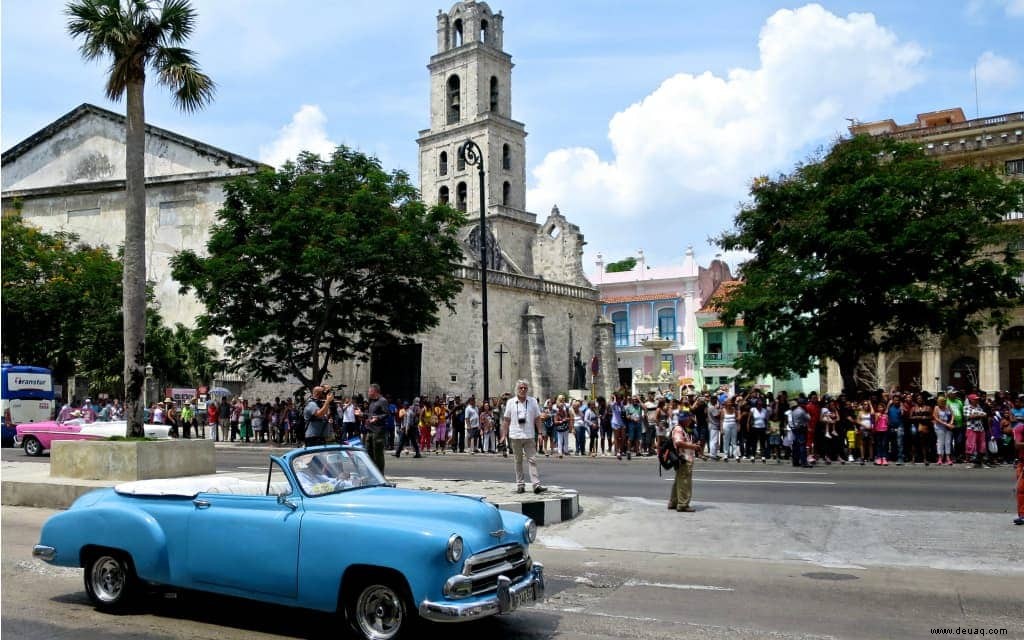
66;0;214;436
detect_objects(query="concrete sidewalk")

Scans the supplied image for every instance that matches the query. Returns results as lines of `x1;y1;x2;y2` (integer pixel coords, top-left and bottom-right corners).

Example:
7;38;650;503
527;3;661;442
0;459;580;526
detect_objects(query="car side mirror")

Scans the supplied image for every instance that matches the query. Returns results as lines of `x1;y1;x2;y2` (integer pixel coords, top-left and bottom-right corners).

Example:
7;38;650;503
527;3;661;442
277;491;297;511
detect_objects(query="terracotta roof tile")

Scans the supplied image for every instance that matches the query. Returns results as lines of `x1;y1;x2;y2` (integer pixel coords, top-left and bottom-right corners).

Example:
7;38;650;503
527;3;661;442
700;318;745;328
600;293;679;304
698;280;742;313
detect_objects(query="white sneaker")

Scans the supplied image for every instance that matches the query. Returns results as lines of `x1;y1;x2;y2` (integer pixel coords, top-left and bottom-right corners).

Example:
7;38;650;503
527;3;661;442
847;454;854;462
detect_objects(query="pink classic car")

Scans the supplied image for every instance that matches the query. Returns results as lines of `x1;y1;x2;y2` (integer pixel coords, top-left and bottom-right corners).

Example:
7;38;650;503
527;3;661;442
15;419;172;456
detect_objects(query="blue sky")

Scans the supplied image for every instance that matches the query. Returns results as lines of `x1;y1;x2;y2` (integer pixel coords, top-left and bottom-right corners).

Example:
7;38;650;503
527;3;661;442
3;0;1022;272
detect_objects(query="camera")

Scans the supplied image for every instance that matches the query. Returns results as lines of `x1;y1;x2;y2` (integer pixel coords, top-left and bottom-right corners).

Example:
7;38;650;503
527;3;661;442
518;417;526;425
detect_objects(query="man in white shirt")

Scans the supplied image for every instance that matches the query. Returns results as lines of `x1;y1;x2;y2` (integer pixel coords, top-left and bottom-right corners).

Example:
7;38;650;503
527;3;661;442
501;379;548;494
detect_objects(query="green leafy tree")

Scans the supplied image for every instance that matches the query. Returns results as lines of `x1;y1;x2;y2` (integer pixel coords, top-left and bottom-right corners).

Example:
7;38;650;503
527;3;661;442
605;257;637;273
66;0;215;435
170;147;466;388
1;215;221;399
716;134;1024;395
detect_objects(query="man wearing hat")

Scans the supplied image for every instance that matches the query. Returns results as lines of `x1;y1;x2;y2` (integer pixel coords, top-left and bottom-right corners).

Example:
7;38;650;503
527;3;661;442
667;408;701;512
394;397;422;458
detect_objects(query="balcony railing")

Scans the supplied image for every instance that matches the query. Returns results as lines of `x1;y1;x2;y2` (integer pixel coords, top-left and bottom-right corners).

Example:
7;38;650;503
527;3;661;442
702;351;747;367
613;329;685;348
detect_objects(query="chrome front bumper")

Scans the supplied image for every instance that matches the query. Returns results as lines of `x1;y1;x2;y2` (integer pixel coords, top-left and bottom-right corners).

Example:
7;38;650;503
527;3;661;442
33;545;56;562
418;562;544;622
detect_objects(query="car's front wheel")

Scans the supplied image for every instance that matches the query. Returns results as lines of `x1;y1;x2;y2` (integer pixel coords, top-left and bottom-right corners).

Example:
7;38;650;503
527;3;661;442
23;436;44;457
84;552;138;611
348;579;411;640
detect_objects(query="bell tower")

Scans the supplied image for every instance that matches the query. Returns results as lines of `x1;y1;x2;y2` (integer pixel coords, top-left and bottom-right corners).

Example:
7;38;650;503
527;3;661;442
417;1;536;272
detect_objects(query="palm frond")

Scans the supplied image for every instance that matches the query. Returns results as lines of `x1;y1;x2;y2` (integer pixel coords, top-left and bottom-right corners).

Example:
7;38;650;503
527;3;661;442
154;46;215;112
156;0;197;45
66;0;132;61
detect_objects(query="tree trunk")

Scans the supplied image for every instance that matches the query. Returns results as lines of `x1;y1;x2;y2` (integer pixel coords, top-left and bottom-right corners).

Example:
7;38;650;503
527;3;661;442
837;354;861;398
123;79;147;438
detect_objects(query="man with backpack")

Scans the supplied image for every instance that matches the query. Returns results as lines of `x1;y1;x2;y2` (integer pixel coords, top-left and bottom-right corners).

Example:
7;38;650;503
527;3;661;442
666;409;702;512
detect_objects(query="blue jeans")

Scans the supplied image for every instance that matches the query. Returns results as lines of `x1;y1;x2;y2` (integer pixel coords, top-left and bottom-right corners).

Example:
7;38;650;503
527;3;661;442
792;431;808;466
575;425;587;455
873;431;889;460
891;425;904;462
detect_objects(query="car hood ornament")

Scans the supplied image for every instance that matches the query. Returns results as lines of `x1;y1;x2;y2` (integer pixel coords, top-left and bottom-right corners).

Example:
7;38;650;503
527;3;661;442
490;529;507;539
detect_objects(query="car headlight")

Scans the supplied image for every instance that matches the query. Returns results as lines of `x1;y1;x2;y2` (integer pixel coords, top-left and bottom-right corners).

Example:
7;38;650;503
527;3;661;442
446;534;464;563
524;518;537;543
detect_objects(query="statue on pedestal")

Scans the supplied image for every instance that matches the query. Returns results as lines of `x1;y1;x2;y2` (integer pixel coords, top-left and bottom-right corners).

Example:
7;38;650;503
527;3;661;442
572;349;586;389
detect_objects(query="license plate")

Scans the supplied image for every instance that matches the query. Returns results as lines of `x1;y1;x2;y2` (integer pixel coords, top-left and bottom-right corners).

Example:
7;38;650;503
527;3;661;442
511;585;536;609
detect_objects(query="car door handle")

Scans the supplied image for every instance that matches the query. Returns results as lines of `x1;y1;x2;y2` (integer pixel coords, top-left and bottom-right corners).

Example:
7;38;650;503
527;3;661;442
193;499;211;509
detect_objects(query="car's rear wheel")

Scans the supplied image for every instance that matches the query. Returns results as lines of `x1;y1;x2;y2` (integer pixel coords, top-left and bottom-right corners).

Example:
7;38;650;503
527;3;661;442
347;579;411;640
23;436;44;457
84;552;138;611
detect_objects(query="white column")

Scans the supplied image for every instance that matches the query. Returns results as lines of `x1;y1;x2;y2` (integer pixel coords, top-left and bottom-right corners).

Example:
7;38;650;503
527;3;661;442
875;352;887;391
978;345;1000;391
921;334;942;393
825;359;842;395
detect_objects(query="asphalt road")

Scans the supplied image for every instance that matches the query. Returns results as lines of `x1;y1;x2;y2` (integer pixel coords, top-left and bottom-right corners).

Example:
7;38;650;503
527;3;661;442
4;506;1023;640
11;443;1009;513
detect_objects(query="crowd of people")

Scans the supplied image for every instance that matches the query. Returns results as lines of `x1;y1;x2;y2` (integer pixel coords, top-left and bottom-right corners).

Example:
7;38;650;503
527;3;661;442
52;384;1024;471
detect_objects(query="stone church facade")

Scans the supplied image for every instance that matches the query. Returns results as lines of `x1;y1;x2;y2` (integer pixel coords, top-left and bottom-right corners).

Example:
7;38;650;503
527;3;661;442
2;0;615;404
348;0;613;403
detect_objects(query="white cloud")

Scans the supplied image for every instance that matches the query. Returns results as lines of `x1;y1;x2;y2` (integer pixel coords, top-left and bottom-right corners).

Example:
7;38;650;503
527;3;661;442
974;51;1020;90
966;0;1024;17
259;105;337;168
527;3;925;269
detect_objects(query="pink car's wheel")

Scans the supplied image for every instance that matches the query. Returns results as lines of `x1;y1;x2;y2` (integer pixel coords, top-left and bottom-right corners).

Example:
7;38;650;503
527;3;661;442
23;436;44;457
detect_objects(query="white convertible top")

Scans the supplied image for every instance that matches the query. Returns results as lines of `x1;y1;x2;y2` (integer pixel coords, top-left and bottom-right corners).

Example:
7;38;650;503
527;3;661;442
114;475;288;497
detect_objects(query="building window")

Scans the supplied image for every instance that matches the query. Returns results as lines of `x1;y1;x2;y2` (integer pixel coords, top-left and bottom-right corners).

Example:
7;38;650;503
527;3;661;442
447;75;461;124
159;200;193;227
456;182;467;212
502;143;511;170
612;311;628;347
736;332;749;353
453;19;463;47
502;181;510;206
439;151;448;176
707;331;723;354
457;150;466;171
480;19;489;44
67;207;99;222
490;76;499;112
657;308;676;340
438;186;449;205
660;353;674;372
1006;158;1024;175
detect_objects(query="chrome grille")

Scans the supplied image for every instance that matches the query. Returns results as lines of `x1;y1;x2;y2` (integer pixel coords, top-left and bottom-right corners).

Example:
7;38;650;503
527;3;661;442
462;544;529;595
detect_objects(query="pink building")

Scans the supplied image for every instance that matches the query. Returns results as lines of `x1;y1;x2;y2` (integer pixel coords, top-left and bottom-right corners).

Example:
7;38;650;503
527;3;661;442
589;247;732;393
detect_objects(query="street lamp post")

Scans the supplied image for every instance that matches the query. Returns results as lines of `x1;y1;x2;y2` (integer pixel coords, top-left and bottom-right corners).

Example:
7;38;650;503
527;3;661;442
460;139;489;403
144;364;153;418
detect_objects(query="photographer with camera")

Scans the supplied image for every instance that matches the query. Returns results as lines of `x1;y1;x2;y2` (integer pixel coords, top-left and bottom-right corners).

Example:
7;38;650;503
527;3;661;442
500;379;548;495
304;386;334;447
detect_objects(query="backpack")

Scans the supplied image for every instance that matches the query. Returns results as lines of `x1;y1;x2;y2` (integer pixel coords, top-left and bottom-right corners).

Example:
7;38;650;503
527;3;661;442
657;437;680;475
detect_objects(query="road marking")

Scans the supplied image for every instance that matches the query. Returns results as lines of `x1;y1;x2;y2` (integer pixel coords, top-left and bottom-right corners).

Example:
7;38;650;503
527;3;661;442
688;478;836;485
698;469;829;475
236;466;266;470
624;579;734;591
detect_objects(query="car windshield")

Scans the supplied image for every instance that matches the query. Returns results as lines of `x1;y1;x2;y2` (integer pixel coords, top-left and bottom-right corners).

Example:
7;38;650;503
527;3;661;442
291;448;387;497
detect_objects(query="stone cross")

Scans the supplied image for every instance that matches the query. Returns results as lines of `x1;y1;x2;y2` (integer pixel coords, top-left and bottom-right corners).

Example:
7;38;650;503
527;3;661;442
494;343;509;380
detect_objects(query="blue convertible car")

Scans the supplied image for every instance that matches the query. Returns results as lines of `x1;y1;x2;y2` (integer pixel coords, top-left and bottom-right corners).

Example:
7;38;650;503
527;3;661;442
33;445;544;640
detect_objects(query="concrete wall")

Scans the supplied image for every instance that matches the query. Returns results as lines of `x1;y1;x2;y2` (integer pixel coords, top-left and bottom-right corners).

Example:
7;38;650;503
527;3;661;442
51;439;215;481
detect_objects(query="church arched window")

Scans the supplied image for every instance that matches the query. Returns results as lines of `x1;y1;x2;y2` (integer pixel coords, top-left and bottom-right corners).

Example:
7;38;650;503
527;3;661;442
490;76;499;112
456;182;467;212
480;19;489;43
447;75;461;124
502;181;510;206
439;151;448;176
438;186;450;205
453;19;463;47
502;143;511;170
457;150;466;171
